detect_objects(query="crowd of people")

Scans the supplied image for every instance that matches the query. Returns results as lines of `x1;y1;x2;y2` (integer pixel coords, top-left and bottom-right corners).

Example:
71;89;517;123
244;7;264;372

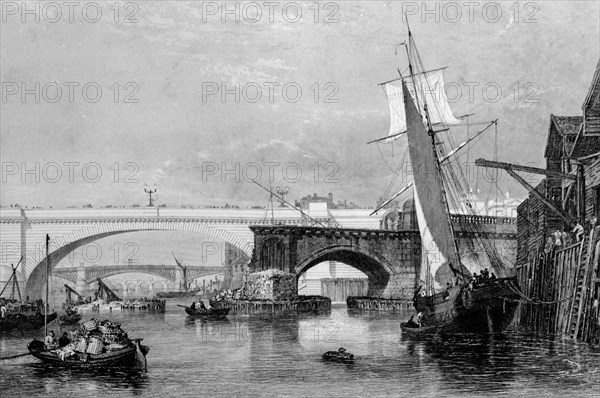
544;220;590;254
0;297;46;318
469;268;496;289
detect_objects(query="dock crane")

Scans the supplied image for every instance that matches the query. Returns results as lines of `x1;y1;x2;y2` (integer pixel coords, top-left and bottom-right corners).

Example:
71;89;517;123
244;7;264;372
93;278;122;302
475;158;581;224
64;284;87;305
0;257;23;301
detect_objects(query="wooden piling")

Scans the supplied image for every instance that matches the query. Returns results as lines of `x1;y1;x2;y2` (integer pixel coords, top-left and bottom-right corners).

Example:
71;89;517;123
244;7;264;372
516;226;599;345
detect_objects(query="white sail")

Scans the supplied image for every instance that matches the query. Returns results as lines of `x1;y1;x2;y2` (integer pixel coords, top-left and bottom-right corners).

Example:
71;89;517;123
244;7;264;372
384;70;461;142
402;78;463;289
414;186;444;291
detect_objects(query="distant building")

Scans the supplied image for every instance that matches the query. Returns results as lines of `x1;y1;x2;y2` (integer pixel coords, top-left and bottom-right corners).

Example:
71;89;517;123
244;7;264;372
380;193;520;232
380;199;418;230
295;193;335;209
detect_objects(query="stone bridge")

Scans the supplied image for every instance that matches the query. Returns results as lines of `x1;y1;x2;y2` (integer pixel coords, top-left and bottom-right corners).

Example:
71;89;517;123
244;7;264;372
0;207;378;299
250;217;517;299
53;264;225;285
0;207;516;299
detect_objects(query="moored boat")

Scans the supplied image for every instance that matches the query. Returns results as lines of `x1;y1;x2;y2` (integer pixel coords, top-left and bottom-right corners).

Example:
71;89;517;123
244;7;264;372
372;26;521;335
0;312;57;332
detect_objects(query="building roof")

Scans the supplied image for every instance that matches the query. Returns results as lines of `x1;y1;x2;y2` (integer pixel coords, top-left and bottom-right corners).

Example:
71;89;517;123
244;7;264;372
583;58;600;113
544;115;583;159
570;123;600;158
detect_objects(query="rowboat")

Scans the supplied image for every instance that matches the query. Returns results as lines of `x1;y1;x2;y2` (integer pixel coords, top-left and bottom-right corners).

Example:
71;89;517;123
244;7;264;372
400;322;438;337
27;338;149;369
181;305;230;319
322;347;355;363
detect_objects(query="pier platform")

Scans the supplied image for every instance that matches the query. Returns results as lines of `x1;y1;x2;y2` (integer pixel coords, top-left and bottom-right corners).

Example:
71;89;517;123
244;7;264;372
210;296;331;315
347;296;413;311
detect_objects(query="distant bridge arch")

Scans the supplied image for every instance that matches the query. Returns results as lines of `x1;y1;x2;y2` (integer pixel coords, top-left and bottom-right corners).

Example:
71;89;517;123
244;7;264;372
52;264;225;285
25;219;252;298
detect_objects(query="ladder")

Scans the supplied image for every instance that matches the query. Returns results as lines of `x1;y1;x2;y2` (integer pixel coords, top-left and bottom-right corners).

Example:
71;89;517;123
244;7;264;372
564;229;595;339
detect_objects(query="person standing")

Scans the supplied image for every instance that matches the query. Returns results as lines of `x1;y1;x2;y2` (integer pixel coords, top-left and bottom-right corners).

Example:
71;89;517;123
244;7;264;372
572;222;584;242
58;332;70;348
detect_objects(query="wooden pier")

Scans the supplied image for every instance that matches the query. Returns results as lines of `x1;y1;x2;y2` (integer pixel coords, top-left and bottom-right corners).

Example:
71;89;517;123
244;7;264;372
346;296;413;311
515;226;599;344
210;296;331;315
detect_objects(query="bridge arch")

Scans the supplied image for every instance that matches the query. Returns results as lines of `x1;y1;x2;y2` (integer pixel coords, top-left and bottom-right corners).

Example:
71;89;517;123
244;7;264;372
151;280;169;291
25;220;253;299
295;244;396;296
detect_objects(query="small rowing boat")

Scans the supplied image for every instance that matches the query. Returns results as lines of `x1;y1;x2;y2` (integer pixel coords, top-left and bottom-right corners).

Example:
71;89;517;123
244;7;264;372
179;305;230;319
322;347;354;363
400;322;438;337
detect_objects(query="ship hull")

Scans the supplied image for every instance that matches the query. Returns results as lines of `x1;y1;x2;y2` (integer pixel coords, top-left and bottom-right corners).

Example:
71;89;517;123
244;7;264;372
407;277;521;335
0;312;58;332
27;339;149;370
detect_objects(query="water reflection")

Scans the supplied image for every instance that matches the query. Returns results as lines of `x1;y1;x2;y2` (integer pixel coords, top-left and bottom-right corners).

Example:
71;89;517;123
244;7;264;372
2;304;600;397
24;363;148;395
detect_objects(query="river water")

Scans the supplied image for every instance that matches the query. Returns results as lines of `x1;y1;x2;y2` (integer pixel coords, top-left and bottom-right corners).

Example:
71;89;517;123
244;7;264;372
1;301;599;397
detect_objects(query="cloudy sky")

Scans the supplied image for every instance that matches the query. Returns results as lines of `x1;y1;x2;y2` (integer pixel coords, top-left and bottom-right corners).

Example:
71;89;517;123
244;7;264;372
1;1;599;209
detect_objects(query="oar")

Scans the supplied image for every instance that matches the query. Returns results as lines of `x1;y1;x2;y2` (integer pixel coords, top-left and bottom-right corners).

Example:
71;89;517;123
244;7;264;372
0;352;31;360
176;304;189;309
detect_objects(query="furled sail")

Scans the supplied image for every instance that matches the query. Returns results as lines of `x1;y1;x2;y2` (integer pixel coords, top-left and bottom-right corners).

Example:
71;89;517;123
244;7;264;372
402;79;460;288
384;70;461;142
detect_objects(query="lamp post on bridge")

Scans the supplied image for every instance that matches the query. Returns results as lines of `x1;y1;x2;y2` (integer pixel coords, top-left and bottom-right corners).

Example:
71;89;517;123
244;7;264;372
276;186;289;207
144;183;158;207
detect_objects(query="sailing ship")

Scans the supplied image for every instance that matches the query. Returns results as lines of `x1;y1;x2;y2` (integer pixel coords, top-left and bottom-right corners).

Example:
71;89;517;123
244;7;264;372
155;252;203;298
373;28;522;335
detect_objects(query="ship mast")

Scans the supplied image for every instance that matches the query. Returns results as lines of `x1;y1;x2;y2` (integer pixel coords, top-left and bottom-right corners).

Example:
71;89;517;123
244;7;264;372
404;22;465;285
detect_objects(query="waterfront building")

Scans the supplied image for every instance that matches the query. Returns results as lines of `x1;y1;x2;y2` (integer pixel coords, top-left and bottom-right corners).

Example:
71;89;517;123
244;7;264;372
514;59;600;345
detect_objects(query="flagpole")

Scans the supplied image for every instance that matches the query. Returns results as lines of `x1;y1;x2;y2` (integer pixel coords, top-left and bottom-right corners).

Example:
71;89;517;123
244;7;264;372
44;234;49;337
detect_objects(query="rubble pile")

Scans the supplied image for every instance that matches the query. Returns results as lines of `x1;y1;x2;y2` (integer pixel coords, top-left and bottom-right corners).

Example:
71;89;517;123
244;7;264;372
233;269;298;301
